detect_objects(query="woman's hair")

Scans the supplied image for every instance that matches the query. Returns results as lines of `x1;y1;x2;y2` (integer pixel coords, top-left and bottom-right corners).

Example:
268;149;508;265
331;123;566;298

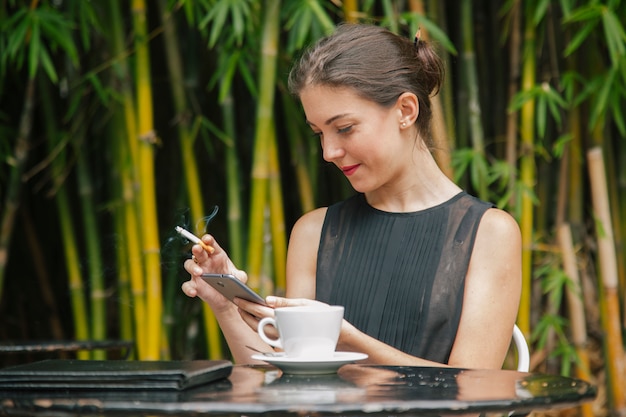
288;24;444;144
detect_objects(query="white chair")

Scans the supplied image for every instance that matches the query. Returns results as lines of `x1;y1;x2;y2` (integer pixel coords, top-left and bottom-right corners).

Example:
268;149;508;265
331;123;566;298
512;324;530;372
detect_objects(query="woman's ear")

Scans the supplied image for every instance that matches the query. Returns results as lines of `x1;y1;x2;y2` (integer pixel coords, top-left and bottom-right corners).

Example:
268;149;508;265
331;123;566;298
397;92;419;127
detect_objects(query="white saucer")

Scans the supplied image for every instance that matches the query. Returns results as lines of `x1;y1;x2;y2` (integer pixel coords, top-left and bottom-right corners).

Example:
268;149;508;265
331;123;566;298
251;352;368;375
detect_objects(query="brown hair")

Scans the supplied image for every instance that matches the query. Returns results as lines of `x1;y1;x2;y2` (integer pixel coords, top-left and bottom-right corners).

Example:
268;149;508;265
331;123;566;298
288;24;444;145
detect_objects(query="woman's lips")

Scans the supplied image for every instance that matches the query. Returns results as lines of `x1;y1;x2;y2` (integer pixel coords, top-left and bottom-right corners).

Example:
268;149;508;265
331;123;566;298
341;164;359;176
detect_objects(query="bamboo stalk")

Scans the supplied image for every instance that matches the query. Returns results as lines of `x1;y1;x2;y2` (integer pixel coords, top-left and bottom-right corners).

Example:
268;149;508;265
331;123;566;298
505;0;521;209
133;0;163;360
592;123;626;325
342;0;358;23
587;147;625;413
106;0;147;359
460;0;487;200
409;0;453;178
114;203;135;359
556;223;594;417
38;76;90;359
281;93;316;213
268;120;286;294
427;1;456;158
76;141;107;359
247;0;281;290
221;94;245;267
157;0;222;360
516;3;537;337
56;187;90;359
106;126;137;361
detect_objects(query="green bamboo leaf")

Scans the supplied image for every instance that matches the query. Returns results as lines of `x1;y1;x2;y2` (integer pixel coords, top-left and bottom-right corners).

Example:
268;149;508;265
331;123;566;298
308;0;335;34
508;86;540;112
610;92;626;137
381;0;398;34
3;10;29;61
552;133;573;158
86;73;109;104
544;85;567;127
200;0;251;48
237;55;258;97
38;44;58;83
283;0;336;53
601;9;626;65
536;94;547;138
284;5;313;52
563;21;596;56
563;4;602;23
27;20;40;80
488;159;514;191
558;0;575;19
230;2;247;40
451;148;474;183
559;70;585;104
38;11;79;65
75;2;99;49
533;0;550;24
620;56;626;86
469;151;489;192
205;3;229;48
589;67;616;129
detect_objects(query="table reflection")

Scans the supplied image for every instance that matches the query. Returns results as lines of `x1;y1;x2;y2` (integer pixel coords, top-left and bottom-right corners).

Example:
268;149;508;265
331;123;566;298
0;364;596;417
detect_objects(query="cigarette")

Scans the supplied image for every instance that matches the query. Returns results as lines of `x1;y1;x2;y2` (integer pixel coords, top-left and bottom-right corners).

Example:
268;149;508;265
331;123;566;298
175;226;215;254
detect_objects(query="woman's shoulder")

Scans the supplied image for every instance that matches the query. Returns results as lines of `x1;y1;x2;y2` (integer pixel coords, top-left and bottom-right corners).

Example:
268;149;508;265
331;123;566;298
476;207;522;252
481;207;520;233
290;207;328;240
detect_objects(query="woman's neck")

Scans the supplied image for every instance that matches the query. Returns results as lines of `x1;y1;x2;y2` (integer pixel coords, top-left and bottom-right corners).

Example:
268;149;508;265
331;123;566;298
365;147;462;212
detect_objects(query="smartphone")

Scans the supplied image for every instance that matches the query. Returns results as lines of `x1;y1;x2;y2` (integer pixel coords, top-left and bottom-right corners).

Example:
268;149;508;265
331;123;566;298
201;273;267;306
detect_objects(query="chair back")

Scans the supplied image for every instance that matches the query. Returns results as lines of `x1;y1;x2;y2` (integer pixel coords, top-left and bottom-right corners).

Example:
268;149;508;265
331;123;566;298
512;325;530;372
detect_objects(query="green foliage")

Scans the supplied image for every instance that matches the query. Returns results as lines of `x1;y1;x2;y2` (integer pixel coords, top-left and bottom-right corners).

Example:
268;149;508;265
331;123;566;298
1;4;78;82
282;0;336;53
508;83;568;139
198;0;254;48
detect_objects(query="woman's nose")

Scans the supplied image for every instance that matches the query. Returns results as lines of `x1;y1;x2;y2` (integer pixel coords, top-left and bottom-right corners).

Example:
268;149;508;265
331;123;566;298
321;137;344;162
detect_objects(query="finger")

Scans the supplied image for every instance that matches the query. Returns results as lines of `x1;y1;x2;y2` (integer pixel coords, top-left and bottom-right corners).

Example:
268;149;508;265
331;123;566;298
199;234;218;255
181;281;197;297
265;296;325;308
184;258;203;275
236;298;273;317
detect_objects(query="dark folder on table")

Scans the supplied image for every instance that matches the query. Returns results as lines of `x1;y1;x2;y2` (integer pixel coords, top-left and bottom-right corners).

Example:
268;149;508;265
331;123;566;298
0;359;232;390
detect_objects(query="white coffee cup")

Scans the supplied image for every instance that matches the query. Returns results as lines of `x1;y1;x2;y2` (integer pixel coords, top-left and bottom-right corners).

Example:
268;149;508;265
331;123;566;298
257;305;344;358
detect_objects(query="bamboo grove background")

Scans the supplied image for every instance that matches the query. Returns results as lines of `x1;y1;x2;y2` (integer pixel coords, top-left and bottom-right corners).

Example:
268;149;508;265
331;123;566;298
1;0;625;414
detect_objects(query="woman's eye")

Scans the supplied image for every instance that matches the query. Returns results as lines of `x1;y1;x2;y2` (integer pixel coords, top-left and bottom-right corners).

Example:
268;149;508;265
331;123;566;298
311;131;323;138
337;126;352;134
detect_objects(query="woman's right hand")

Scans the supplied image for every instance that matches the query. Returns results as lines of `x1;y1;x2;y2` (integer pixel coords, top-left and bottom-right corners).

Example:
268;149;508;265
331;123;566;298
181;234;248;311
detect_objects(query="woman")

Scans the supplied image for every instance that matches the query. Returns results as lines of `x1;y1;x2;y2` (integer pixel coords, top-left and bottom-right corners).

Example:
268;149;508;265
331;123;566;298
182;24;521;369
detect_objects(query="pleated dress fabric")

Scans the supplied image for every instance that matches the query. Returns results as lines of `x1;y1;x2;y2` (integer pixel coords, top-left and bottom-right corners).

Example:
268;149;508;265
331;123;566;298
316;192;493;364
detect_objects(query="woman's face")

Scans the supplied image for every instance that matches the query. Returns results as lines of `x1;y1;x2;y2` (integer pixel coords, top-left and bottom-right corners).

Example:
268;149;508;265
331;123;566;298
300;85;407;193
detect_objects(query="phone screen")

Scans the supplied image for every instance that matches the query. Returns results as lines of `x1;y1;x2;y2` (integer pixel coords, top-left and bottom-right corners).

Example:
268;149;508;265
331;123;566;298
201;274;267;306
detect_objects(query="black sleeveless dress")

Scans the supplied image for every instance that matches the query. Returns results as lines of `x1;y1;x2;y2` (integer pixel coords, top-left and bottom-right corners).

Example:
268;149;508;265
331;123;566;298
315;192;493;363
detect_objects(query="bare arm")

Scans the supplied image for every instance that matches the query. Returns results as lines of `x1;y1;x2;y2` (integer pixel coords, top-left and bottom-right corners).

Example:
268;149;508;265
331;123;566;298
284;207;327;299
447;208;522;368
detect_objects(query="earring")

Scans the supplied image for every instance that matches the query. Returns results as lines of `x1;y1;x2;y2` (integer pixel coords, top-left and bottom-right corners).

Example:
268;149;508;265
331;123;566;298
401;122;406;128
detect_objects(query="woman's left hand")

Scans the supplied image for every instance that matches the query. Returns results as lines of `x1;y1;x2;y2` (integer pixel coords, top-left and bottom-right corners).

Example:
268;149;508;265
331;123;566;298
235;296;329;336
